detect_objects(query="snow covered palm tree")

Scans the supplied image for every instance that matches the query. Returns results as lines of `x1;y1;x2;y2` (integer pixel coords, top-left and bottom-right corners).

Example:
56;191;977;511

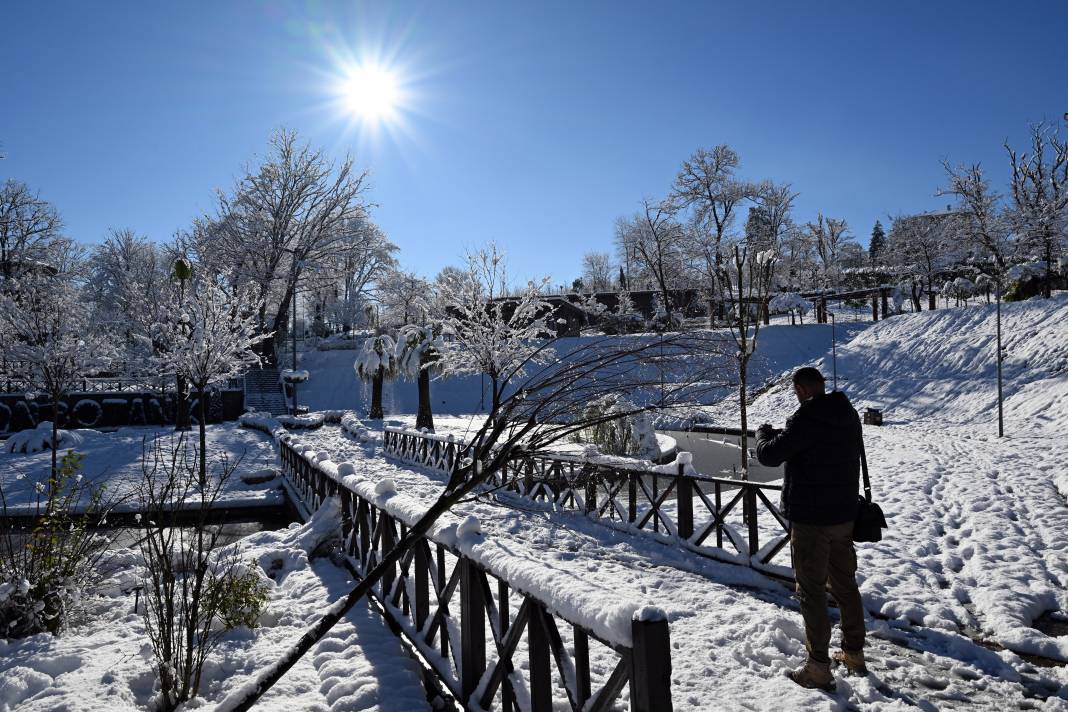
394;324;442;431
355;333;397;420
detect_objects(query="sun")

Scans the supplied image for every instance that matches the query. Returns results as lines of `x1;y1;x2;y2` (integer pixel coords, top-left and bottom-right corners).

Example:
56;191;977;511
342;64;400;123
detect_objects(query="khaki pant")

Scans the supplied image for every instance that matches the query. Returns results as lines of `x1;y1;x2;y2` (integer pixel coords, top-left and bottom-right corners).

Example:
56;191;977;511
790;521;866;663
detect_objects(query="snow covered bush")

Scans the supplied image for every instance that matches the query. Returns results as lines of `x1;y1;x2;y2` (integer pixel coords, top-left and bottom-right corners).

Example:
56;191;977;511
574;393;659;459
0;450;115;637
137;434;267;711
279;368;310;384
5;421;85;453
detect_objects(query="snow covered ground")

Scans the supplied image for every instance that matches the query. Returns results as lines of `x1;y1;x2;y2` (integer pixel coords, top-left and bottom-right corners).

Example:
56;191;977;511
0;501;427;711
0;423;280;513
288;422;1068;709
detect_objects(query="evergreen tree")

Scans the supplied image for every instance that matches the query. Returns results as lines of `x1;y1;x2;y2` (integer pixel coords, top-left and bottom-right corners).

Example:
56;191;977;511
869;220;887;265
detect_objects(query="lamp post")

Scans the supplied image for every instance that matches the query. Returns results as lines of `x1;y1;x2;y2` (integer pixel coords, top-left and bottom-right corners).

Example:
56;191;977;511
291;285;298;415
828;311;838;391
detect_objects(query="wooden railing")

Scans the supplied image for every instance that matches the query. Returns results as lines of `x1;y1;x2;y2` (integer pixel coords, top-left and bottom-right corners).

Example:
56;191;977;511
279;438;673;712
383;427;794;580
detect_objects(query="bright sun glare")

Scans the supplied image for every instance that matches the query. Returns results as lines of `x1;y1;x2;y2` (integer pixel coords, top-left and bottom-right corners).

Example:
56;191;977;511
342;64;399;123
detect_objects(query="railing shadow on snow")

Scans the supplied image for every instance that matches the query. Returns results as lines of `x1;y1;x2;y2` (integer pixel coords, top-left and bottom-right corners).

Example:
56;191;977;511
382;427;794;583
279;437;673;712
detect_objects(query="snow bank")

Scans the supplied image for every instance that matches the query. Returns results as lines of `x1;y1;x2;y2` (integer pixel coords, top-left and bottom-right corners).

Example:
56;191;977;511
757;293;1068;434
5;421;91;453
279;369;309;383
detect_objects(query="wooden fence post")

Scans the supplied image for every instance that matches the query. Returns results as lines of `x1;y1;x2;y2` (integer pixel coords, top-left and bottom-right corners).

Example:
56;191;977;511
628;473;637;523
528;603;552;712
380;514;396;601
676;465;693;541
414;540;429;633
630;615;673;712
745;485;759;557
460;559;486;702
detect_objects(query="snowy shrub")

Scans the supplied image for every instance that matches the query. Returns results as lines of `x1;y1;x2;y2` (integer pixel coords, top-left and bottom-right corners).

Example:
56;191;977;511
573;394;659;459
137;434;262;711
768;292;809;315
0;450;115;637
206;562;269;631
6;421;85;453
11;400;35;432
73;399;103;427
279;368;310;384
130;398;147;425
148;398;165;424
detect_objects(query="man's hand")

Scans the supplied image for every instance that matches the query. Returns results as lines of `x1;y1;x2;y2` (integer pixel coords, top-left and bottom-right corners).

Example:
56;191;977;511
757;423;779;439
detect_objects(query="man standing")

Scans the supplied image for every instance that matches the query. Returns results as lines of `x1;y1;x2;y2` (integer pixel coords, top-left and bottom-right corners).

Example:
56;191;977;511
756;367;867;691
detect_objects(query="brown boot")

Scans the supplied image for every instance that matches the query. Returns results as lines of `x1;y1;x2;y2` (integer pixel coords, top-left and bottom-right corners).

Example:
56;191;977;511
832;648;868;675
787;658;835;691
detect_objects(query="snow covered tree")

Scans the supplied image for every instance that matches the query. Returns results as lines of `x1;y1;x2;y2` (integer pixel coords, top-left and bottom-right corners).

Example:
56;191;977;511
354;333;397;420
394;323;443;430
1006;121;1068;298
580;251;614;292
614;200;686;325
869;220;887;266
717;244;777;478
191;129;373;361
941;162;1012;274
86;228;172;383
0;180;65;280
769;291;809;325
886;213;955;311
376;268;430;326
436;243;554;416
806;213;853;290
0;274;114;479
153;271;266;485
671;145;761;319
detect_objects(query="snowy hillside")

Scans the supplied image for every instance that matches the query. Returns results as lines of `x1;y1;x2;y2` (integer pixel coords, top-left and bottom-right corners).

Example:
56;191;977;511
730;294;1068;664
298;323;868;416
745;293;1068;437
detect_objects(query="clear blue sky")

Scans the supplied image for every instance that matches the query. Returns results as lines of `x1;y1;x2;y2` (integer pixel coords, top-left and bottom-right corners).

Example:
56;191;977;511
3;1;1066;285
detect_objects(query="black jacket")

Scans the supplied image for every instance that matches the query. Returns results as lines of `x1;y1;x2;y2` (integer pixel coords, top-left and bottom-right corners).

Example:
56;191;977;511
755;391;862;525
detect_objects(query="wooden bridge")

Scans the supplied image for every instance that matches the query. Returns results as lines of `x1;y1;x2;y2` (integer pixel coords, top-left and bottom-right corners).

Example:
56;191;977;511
278;435;674;712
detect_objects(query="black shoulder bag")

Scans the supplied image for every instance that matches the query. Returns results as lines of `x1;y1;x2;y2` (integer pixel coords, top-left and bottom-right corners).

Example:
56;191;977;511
853;440;888;543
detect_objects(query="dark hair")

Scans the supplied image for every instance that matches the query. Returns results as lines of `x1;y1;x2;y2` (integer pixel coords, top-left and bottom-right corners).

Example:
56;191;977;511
792;367;826;387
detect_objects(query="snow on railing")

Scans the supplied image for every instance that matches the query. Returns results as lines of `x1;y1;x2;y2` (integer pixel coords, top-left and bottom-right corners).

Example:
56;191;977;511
275;434;673;711
382;426;794;582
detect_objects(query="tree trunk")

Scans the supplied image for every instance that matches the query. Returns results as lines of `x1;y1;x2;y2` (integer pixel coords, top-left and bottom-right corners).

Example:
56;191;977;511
175;374;191;431
50;399;59;485
197;387;208;488
1045;240;1054;299
370;368;384;419
927;282;937;310
738;360;748;481
416;367;434;431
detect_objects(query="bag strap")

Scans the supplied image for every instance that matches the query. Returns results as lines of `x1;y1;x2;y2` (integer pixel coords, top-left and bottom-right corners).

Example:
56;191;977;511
860;436;872;502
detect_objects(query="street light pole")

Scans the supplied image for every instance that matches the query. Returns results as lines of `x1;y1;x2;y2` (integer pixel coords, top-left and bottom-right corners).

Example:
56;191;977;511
995;277;1004;437
829;311;838;391
292;285;298;414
